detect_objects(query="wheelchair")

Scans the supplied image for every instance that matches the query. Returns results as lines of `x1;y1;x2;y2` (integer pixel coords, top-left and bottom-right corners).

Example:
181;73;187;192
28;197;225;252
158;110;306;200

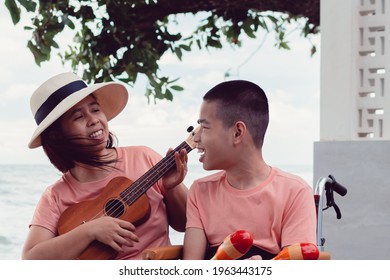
142;174;347;260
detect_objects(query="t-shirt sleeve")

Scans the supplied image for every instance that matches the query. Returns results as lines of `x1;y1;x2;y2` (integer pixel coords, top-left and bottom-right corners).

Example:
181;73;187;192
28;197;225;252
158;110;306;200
280;183;317;247
185;181;204;230
30;186;61;234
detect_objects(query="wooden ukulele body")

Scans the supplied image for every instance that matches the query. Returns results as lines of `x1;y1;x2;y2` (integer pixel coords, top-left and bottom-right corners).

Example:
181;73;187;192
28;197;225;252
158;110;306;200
57;176;151;260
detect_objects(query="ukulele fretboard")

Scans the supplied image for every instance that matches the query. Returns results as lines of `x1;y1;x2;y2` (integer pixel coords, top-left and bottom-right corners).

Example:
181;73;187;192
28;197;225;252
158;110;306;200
120;141;193;205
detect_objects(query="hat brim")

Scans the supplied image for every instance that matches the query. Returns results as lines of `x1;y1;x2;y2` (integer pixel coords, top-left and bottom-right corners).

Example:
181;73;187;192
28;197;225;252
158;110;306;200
28;82;128;149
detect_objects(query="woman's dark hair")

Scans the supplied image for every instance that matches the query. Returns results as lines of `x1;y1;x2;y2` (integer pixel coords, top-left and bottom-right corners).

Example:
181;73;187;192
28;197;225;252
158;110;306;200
41;118;118;173
203;80;269;148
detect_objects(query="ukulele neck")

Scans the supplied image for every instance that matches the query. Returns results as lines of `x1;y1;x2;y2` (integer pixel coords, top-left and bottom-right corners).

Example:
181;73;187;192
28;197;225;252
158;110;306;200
119;141;192;205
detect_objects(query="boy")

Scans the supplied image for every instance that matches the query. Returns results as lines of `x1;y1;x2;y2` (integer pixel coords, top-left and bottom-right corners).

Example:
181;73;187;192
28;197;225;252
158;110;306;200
183;80;316;260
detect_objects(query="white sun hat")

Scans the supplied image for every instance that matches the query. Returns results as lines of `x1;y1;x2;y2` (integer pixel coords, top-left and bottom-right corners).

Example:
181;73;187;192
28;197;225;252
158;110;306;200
28;72;129;149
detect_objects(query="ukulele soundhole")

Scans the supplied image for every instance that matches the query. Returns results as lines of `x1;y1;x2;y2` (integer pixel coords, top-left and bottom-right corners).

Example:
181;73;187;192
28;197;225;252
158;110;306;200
104;199;125;218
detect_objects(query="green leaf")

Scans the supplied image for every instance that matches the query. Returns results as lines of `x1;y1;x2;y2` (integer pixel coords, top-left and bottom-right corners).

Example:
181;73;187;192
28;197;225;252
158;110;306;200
171;85;184;91
51;40;59;49
164;89;173;101
279;41;290;50
5;0;21;24
155;88;164;100
278;31;285;41
206;38;222;48
18;0;37;12
27;40;48;65
62;15;76;29
175;47;183;60
267;15;278;24
242;20;256;39
196;39;202;49
225;26;235;38
180;44;191;52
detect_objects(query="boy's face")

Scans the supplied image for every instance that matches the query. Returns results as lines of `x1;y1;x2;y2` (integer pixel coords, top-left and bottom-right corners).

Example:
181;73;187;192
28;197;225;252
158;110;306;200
195;101;235;171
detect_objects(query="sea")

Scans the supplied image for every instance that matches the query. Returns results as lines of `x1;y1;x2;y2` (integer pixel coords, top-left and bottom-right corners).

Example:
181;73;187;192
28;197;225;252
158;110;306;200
0;163;313;260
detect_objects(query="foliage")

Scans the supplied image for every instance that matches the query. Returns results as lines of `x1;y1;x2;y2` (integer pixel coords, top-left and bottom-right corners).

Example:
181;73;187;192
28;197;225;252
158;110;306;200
5;0;319;102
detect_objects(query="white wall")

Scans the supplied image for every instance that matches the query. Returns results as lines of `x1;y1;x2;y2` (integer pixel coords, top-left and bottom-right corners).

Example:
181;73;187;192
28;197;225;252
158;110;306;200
320;0;390;140
315;0;390;259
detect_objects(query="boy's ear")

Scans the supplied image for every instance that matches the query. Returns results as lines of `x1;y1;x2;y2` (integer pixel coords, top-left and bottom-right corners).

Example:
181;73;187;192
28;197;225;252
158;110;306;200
233;121;246;140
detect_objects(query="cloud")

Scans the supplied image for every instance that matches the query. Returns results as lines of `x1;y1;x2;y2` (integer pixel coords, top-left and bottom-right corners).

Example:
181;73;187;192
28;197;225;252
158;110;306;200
1;84;36;101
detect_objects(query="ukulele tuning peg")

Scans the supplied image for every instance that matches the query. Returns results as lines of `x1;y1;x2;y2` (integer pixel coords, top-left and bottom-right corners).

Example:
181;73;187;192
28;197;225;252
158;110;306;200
187;126;194;133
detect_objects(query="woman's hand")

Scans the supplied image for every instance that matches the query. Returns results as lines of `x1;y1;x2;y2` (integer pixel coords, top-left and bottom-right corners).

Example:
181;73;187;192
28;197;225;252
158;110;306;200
88;216;139;252
162;148;188;191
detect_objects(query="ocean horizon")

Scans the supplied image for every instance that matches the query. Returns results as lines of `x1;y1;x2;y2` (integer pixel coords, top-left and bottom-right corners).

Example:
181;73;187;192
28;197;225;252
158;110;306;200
0;163;312;260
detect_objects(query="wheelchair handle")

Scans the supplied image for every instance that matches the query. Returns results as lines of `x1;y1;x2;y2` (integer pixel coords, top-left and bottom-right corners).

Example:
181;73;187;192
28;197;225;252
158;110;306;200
327;175;348;197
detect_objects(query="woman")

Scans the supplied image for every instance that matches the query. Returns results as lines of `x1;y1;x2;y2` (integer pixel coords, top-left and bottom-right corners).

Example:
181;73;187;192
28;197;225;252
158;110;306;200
22;72;188;260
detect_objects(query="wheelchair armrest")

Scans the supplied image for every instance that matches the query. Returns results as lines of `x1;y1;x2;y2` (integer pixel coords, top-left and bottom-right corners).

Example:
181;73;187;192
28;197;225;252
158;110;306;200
142;245;183;260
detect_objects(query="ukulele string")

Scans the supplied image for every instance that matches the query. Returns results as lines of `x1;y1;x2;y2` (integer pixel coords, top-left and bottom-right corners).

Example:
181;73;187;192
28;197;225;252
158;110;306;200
84;153;180;222
101;141;192;219
120;141;190;206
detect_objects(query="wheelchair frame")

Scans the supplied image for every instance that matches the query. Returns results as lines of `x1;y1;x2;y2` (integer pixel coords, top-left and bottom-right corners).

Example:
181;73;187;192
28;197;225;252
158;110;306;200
314;174;347;252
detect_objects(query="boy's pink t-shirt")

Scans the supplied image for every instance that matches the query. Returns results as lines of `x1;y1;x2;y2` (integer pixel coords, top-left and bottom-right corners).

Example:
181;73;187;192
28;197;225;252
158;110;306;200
186;167;317;255
30;146;170;259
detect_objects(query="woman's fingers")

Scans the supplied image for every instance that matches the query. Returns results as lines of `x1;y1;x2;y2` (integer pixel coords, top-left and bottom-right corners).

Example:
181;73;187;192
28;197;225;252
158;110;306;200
91;217;139;251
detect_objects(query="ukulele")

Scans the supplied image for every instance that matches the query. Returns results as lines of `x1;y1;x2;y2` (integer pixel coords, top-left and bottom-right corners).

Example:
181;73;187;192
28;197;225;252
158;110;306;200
57;126;199;260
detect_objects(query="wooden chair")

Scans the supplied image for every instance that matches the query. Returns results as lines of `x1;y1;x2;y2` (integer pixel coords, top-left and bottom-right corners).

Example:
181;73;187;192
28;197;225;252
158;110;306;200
142;245;183;260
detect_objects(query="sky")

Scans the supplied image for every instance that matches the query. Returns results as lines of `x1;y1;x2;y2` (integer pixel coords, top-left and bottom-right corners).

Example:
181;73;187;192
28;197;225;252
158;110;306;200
0;7;320;167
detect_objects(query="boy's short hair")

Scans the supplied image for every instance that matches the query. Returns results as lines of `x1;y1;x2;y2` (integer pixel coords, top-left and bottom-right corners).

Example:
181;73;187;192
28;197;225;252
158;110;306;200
203;80;269;148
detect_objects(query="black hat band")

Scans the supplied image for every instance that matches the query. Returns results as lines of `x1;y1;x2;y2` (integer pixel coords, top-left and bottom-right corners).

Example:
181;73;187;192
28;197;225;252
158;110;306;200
34;80;87;125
